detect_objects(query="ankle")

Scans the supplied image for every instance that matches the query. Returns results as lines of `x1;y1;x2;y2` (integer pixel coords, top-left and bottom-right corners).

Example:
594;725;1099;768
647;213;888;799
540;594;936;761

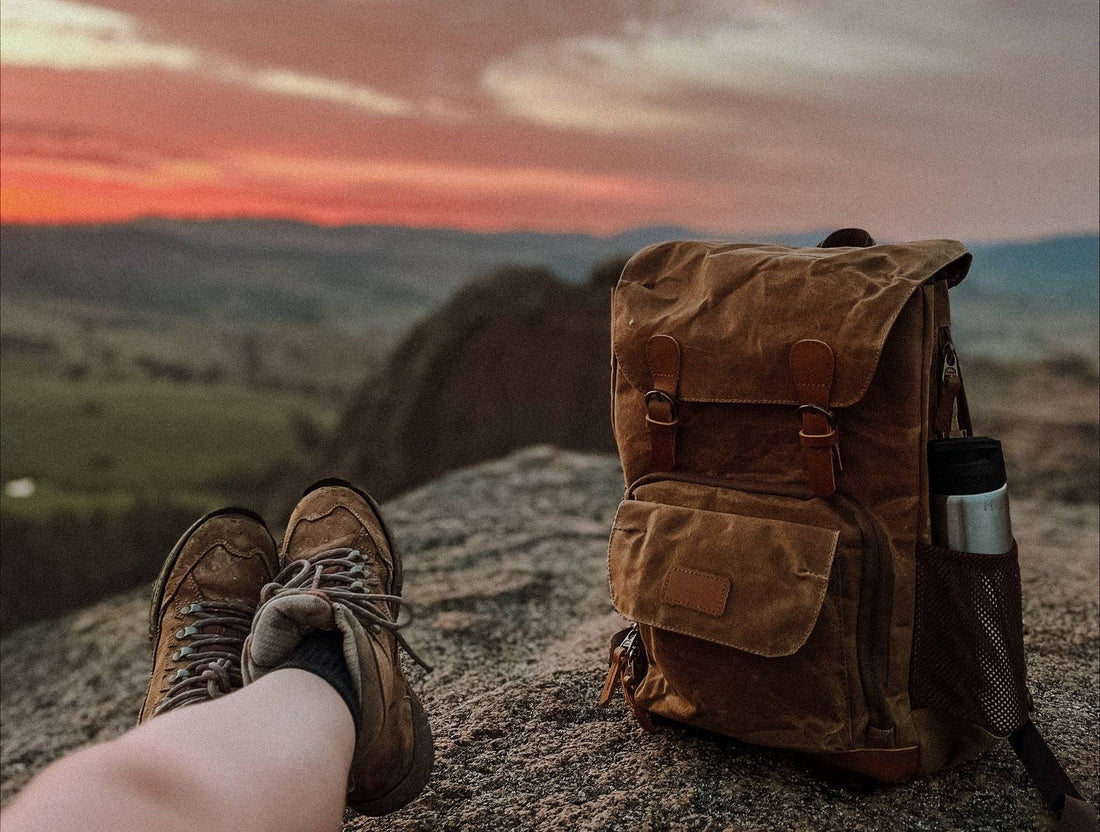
272;630;362;731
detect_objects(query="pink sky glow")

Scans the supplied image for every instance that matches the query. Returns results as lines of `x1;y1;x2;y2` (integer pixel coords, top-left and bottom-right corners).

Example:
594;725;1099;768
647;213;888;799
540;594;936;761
1;0;1097;239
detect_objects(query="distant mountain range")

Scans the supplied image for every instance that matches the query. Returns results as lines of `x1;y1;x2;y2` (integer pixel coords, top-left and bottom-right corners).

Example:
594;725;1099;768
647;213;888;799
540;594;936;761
1;220;1096;336
964;235;1098;307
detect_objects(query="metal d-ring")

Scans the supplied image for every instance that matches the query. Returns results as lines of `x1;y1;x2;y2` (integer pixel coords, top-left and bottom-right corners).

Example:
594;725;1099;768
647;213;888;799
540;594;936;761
645;389;678;420
796;403;836;428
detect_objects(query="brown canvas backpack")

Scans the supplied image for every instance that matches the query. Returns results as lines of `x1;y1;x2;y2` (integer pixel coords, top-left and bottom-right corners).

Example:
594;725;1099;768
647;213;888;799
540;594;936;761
599;229;1095;830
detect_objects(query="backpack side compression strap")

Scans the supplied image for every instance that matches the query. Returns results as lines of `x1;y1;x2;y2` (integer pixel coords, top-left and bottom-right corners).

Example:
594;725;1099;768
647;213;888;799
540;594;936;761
1009;720;1097;831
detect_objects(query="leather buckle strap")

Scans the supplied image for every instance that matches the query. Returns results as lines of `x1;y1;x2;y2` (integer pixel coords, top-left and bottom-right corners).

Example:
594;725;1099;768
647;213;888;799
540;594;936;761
644;389;678;421
790;339;841;497
644;335;681;471
797;403;836;428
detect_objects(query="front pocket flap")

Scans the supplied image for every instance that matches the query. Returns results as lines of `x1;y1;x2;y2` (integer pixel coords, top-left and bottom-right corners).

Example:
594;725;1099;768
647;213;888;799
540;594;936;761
609;499;840;657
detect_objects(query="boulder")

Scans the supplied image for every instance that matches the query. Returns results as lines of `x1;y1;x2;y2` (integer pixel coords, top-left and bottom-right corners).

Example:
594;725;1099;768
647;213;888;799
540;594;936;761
321;260;626;500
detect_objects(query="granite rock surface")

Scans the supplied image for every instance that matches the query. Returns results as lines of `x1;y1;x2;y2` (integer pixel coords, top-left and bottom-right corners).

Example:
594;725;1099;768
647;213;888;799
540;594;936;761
2;447;1097;831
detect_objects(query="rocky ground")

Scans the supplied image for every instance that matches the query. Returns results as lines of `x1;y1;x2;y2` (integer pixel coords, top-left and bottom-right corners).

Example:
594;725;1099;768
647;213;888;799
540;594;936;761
2;446;1097;831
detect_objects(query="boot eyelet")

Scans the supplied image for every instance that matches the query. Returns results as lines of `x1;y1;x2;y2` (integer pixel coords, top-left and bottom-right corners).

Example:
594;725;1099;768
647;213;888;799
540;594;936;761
176;625;198;639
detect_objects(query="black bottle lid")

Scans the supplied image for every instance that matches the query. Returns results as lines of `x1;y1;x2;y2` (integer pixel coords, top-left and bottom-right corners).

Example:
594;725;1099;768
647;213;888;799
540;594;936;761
928;437;1007;496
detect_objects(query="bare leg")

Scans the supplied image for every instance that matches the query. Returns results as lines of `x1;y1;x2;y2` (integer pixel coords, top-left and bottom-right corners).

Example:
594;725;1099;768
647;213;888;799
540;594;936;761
3;669;355;832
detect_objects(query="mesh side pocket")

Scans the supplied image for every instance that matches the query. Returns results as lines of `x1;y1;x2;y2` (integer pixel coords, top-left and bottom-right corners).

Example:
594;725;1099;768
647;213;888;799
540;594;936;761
910;541;1029;736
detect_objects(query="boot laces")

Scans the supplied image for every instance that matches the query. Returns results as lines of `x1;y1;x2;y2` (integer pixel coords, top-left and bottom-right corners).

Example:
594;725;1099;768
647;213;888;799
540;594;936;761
154;600;254;715
260;547;432;672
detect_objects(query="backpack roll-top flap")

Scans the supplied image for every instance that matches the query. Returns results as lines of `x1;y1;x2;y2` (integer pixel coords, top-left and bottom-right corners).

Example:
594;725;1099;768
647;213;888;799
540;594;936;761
612;239;971;407
609;499;840;657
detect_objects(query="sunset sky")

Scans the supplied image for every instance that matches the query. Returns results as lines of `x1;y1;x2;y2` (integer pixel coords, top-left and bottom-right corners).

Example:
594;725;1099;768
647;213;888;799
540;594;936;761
1;0;1097;238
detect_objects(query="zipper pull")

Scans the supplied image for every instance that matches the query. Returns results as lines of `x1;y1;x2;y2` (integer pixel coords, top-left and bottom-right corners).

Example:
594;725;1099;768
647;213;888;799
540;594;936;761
605;626;656;732
620;626;640;662
598;627;634;706
934;334;965;436
621;670;656;733
941;340;960;386
599;651;625;706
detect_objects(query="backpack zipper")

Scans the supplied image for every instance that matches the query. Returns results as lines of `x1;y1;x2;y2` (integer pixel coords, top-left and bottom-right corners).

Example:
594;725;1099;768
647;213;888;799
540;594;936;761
941;340;960;386
834;489;894;737
599;624;654;731
935;326;972;437
625;471;895;739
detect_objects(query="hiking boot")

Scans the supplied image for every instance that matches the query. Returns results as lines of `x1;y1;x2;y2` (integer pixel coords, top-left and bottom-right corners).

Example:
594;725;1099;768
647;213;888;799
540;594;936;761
138;508;278;723
242;478;433;816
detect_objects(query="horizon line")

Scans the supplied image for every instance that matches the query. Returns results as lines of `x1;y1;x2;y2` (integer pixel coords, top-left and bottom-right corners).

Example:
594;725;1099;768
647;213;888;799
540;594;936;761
2;214;1097;248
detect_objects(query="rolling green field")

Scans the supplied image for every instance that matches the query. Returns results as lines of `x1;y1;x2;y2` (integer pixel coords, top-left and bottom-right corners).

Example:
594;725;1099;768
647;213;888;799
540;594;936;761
0;293;399;631
0;295;395;519
0;365;339;515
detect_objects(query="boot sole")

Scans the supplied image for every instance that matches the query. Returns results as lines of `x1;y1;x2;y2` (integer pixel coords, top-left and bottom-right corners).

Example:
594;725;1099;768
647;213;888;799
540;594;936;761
349;689;435;817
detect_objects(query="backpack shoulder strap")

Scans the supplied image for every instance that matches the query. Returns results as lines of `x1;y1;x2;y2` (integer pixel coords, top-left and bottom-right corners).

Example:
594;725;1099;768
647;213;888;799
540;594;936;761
1010;720;1098;831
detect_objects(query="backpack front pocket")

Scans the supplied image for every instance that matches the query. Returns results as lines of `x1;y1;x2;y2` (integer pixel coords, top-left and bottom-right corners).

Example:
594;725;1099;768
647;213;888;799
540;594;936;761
608;496;855;753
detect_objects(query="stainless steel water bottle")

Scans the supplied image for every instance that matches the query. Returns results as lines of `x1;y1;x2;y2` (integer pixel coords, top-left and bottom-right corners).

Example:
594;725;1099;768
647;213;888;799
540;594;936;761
929;437;1013;554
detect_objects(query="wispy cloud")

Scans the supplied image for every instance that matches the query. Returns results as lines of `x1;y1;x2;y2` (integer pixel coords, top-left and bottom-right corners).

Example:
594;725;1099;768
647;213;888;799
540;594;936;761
1;0;199;71
2;139;669;204
228;152;669;201
0;117;673;211
243;69;410;116
0;0;418;117
479;1;1074;135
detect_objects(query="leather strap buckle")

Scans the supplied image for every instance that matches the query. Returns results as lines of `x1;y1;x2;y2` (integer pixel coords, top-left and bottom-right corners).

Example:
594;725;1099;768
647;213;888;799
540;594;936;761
796;403;836;429
644;335;682;471
645;389;679;423
790;339;840;497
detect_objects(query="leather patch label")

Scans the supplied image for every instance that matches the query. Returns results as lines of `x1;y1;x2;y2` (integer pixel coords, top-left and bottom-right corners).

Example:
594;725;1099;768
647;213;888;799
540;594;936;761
660;567;730;617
